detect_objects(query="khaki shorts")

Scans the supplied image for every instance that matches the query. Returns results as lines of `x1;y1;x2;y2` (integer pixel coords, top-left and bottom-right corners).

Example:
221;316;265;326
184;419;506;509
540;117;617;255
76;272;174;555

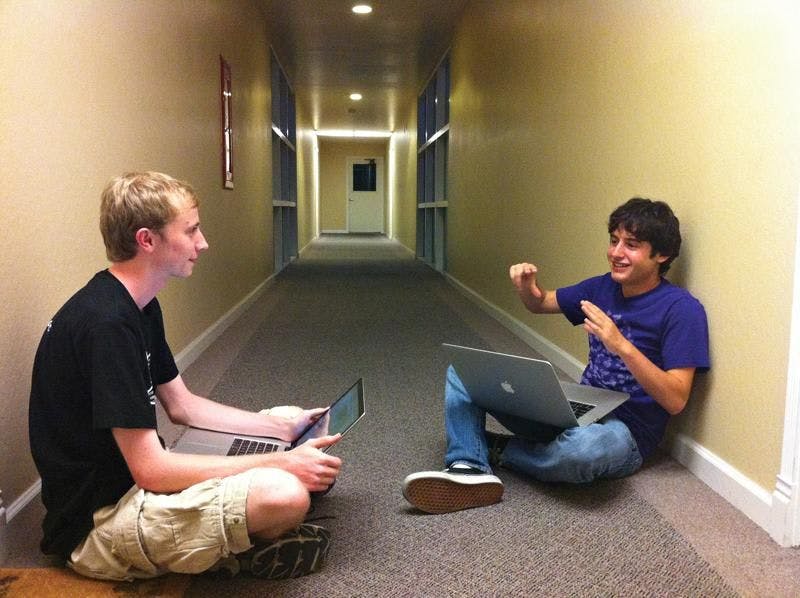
69;470;255;581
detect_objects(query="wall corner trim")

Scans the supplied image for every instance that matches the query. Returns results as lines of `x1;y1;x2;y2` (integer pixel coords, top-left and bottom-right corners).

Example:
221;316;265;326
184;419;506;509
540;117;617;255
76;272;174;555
770;182;800;547
771;473;798;546
671;433;777;541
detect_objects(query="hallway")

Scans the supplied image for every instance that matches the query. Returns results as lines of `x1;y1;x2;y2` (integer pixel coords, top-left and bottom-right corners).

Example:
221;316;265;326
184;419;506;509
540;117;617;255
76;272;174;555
7;235;800;596
4;1;800;557
174;235;800;596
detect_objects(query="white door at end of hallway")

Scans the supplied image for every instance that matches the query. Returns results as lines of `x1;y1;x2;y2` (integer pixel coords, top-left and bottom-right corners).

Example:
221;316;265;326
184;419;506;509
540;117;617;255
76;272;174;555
347;157;384;233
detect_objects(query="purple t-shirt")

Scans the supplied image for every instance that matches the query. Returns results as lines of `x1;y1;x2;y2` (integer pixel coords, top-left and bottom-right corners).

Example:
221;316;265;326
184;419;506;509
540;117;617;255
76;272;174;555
556;273;710;459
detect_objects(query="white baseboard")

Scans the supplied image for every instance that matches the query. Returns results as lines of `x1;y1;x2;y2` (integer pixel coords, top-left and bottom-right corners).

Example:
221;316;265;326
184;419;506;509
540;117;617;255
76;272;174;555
443;271;785;543
299;237;315;256
0;498;7;565
670;433;774;535
399;242;415;256
7;478;41;521
2;479;40;564
174;277;273;372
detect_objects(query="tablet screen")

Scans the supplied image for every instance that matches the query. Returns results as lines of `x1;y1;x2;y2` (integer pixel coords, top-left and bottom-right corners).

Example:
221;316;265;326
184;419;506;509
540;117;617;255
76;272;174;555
294;378;365;448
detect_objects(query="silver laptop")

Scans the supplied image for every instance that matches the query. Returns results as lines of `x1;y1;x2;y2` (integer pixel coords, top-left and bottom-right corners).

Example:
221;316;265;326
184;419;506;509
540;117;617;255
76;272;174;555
443;344;628;428
173;378;365;456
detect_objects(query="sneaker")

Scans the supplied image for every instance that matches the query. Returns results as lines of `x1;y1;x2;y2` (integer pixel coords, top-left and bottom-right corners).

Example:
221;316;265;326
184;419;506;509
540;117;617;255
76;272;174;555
402;466;504;514
237;523;331;580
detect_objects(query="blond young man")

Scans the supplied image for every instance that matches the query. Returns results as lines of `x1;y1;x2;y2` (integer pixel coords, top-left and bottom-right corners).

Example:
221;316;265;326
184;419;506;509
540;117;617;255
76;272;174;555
29;172;341;580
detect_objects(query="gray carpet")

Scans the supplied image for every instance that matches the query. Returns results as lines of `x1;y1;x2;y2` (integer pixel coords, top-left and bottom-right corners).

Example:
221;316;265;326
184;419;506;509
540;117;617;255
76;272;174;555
188;236;738;597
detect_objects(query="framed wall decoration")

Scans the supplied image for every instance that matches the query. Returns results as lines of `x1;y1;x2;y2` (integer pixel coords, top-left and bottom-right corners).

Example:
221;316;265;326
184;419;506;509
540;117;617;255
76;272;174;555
220;55;233;189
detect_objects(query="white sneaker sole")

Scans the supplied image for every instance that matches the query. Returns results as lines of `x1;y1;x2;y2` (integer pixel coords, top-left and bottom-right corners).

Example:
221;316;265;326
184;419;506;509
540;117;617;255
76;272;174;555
402;470;504;514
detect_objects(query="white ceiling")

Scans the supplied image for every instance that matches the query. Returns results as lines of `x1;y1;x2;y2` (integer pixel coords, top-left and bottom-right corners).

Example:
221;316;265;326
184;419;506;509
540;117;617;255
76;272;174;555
259;0;468;133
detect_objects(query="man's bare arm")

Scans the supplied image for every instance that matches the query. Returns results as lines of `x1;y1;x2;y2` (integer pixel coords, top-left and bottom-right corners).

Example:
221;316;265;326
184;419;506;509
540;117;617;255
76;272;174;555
112;427;341;494
156;375;326;442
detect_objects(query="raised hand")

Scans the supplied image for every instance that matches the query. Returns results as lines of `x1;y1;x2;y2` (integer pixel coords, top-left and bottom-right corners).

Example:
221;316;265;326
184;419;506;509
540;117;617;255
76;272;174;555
580;300;629;355
509;262;563;314
509;262;542;299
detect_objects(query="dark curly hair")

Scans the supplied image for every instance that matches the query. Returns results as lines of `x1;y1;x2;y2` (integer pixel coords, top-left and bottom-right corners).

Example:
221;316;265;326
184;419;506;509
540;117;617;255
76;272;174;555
608;198;681;274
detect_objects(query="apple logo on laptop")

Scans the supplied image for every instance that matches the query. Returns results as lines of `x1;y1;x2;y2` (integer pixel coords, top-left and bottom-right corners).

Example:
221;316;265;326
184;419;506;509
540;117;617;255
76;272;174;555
500;380;515;394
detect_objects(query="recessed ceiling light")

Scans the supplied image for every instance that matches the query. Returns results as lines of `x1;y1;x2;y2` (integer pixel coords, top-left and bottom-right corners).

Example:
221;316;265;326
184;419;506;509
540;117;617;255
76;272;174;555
349;93;363;101
352;4;372;15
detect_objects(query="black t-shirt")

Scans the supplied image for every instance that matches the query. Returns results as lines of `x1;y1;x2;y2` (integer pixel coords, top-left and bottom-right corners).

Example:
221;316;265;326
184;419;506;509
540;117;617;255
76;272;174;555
29;270;179;558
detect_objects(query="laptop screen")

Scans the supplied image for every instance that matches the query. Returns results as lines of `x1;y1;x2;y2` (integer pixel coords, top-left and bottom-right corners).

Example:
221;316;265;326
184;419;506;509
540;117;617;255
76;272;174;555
294;378;365;447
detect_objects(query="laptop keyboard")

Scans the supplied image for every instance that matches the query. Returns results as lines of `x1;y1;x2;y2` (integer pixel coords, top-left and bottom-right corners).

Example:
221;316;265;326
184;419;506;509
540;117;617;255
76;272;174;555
568;400;595;418
228;437;281;456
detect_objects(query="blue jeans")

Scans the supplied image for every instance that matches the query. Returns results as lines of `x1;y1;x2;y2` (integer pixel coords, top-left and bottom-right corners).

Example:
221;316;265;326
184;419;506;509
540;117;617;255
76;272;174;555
443;365;643;484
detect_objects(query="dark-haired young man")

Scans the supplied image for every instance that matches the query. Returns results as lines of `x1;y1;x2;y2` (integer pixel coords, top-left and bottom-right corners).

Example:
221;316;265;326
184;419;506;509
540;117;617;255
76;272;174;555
403;198;710;513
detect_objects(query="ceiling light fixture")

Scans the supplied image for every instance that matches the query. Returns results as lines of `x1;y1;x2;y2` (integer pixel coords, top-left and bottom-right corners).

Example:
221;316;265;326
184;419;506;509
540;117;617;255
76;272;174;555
315;129;392;139
349;93;363;101
352;4;372;15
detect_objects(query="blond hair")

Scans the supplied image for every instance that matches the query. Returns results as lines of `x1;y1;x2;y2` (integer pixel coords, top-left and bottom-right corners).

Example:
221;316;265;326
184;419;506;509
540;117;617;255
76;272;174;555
100;172;198;262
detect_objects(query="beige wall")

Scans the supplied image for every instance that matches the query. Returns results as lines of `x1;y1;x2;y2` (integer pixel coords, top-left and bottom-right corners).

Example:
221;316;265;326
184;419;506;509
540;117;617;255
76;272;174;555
389;104;419;250
0;0;274;505
318;140;388;232
447;0;800;490
296;104;319;250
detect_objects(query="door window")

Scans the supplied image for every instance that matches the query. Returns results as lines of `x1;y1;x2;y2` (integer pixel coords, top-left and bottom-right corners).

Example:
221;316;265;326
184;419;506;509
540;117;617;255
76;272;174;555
353;161;377;192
